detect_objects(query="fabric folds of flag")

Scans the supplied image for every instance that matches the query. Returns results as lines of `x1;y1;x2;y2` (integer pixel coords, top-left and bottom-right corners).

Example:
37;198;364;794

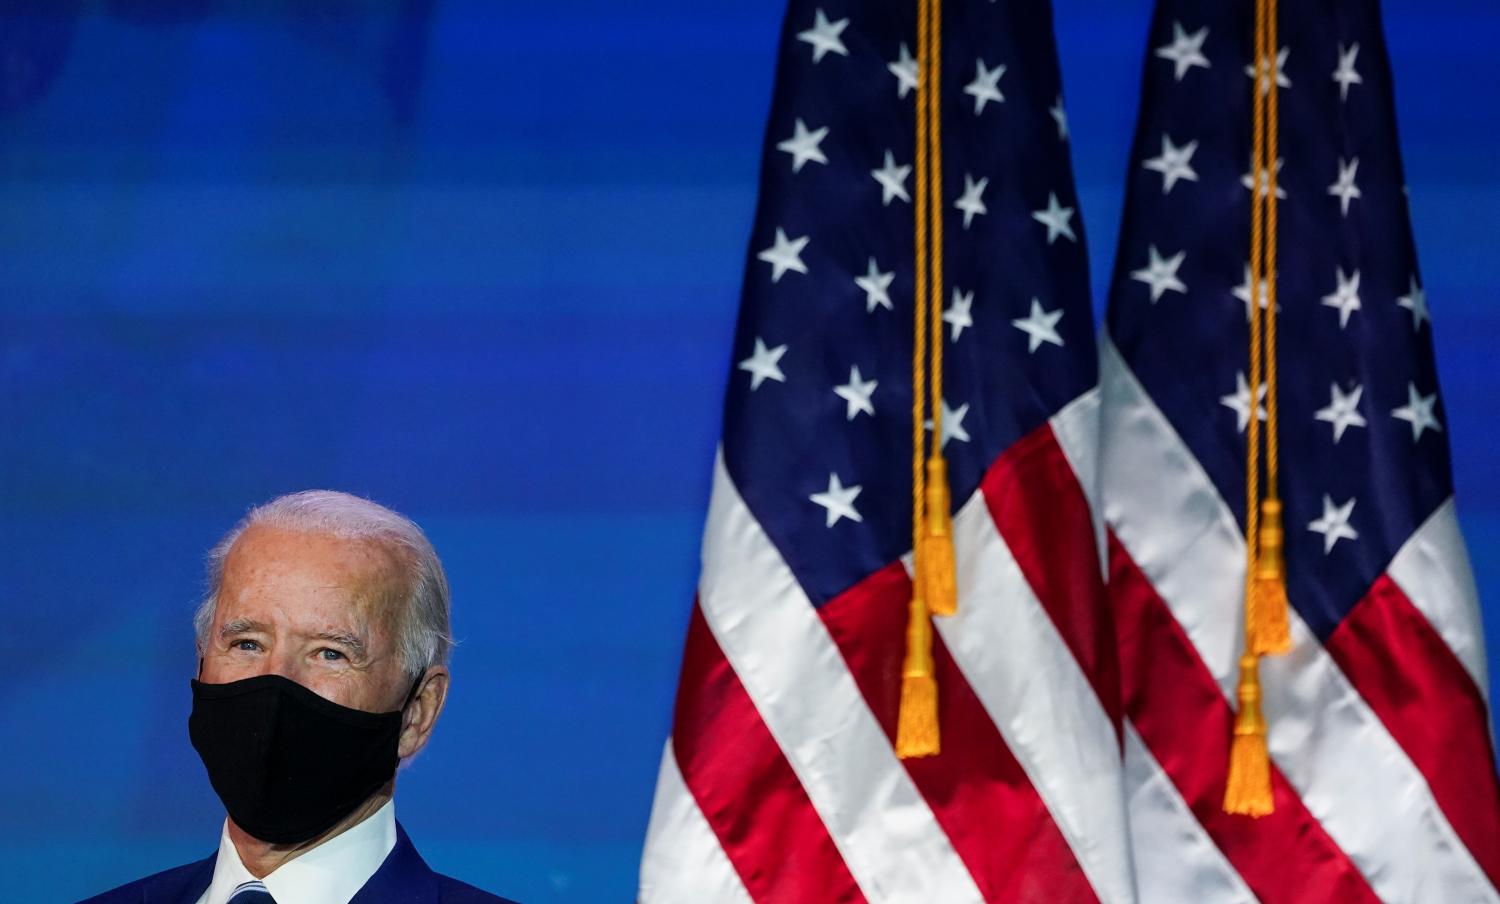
639;1;1134;902
1101;1;1500;901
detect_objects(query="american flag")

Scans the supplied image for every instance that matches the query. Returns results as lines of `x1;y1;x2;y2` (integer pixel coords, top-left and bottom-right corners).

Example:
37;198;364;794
639;1;1133;902
1101;0;1500;901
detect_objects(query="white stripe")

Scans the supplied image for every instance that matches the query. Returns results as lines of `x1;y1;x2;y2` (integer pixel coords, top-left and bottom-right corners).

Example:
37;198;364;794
698;452;985;904
1053;388;1243;903
1099;337;1499;903
940;483;1138;904
1049;386;1109;574
1122;723;1256;904
638;742;754;904
1098;341;1245;699
1055;382;1247;903
1388;496;1491;701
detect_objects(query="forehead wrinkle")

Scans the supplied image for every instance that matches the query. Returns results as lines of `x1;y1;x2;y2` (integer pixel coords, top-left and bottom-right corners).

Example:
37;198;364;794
221;524;408;662
342;547;412;635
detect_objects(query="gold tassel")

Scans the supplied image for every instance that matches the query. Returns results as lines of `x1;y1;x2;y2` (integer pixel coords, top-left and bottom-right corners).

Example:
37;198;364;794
922;456;958;616
1249;498;1292;655
896;596;940;758
1224;653;1274;816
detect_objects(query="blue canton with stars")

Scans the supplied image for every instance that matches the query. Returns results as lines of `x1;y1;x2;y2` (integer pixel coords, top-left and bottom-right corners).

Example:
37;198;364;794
1106;0;1454;640
722;1;1095;608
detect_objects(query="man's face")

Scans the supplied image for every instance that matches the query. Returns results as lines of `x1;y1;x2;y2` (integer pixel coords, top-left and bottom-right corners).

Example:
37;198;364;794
199;524;411;715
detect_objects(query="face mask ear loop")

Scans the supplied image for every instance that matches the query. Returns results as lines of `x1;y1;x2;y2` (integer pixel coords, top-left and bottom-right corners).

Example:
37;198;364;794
197;658;204;680
402;669;427;710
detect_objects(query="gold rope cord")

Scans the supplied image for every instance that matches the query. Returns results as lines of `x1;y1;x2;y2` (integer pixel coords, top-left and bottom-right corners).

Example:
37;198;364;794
1252;0;1292;658
897;0;941;759
1225;0;1289;817
921;0;957;620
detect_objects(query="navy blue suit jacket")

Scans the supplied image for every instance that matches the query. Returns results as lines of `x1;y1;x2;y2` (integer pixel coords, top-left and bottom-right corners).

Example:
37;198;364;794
77;822;518;904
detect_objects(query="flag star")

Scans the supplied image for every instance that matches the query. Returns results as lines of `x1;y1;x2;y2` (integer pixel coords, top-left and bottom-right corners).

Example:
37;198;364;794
1049;95;1069;141
1220;371;1268;433
1155;21;1211;81
963;59;1007;114
797;9;849;64
1246;46;1292;94
1333;43;1363;102
943;288;975;341
1241;156;1288;199
1142;134;1200;195
854;257;895;313
1314;382;1368;443
954;174;989;229
1308;495;1359;554
1327;157;1361;216
833;366;877;421
776;118;829;173
1232;264;1272;321
1397;275;1429;331
738;337;787;390
1130;245;1188;302
1321;267;1362;328
872;150;912;206
888;43;919;99
809;472;863;527
1011;298;1065;353
926;400;972;449
1031;192;1077;244
1391;382;1443;441
757;228;809;283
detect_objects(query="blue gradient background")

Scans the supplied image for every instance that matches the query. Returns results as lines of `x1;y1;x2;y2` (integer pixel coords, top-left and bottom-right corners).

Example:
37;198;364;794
0;2;1495;902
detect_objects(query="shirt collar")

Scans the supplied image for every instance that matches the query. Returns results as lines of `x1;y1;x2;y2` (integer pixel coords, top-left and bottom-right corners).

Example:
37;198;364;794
200;800;398;904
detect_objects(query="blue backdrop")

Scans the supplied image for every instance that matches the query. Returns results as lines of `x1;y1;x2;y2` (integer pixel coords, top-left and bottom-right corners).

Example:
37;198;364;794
1;2;1496;902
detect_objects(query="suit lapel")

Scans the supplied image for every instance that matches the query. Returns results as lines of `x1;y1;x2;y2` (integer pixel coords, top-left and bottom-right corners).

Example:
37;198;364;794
138;854;214;904
349;822;440;904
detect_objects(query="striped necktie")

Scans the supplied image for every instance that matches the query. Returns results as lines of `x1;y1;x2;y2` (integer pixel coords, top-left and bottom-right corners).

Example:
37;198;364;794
226;880;276;903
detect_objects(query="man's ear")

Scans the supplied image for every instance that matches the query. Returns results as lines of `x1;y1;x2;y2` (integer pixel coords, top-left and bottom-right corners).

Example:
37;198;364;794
398;666;450;760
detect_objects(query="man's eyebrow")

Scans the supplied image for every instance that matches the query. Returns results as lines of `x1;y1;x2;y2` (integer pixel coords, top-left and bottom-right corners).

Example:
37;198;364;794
312;630;368;658
219;618;270;638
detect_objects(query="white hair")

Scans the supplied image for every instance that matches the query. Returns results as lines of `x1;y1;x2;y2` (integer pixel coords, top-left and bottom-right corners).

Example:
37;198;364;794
194;490;453;678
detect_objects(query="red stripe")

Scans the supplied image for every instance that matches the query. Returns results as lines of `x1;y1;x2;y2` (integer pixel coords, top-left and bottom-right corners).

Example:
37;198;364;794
1324;573;1500;889
672;602;867;904
981;424;1122;734
1108;533;1381;904
820;563;1100;904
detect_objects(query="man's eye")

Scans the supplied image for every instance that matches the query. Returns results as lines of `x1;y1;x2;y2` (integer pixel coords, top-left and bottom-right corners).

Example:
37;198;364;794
234;640;261;652
317;648;345;661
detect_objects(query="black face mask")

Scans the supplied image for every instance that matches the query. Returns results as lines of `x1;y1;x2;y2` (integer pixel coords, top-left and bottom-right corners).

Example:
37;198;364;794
188;673;419;845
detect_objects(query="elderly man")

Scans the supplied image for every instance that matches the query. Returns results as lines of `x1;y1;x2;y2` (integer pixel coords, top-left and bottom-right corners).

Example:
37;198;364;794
82;490;517;904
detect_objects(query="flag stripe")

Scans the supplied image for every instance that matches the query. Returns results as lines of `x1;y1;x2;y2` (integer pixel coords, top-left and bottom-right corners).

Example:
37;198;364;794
1108;531;1381;903
1259;616;1498;903
1100;339;1499;903
1047;388;1108;575
939;476;1137;904
1120;722;1257;904
699;451;986;904
819;562;1102;904
1388;497;1492;701
981;419;1121;731
672;603;866;904
1324;574;1500;891
639;743;757;904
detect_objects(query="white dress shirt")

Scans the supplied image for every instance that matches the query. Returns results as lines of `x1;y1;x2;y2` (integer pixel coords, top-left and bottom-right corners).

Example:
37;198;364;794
194;800;398;904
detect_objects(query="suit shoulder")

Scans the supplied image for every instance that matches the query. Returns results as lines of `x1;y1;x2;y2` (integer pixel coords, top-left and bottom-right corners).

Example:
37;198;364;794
436;873;522;904
75;857;215;904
